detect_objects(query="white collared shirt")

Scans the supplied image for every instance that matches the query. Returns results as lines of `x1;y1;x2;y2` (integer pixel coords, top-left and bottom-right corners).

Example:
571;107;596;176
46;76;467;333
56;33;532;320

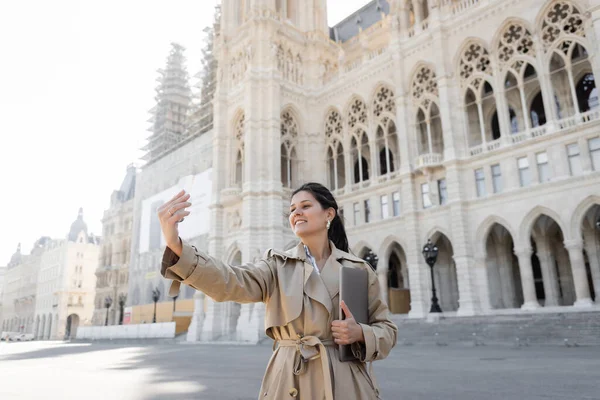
304;245;320;275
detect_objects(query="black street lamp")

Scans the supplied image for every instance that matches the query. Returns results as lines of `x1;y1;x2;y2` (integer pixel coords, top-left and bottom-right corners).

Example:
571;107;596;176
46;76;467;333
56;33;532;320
152;287;161;323
363;250;379;271
422;239;442;313
104;296;113;326
118;293;127;325
171;295;178;321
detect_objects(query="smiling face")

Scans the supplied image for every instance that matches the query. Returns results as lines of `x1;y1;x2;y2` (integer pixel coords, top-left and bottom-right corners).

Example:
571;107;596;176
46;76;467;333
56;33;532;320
289;190;334;239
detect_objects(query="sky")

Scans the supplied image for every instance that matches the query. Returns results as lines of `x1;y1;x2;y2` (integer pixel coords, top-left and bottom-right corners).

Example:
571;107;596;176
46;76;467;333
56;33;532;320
0;0;371;264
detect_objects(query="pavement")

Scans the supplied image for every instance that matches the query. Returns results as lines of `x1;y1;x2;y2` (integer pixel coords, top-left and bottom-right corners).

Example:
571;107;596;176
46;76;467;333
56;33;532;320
1;341;599;400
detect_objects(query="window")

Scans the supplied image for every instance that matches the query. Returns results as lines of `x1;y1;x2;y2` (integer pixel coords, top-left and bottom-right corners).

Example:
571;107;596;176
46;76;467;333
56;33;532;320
536;152;550;182
518;157;531;187
566;143;582;176
364;200;371;223
421;183;432;209
589;137;600;171
392;192;401;216
438;179;448;205
475;168;486;197
380;195;389;219
353;202;360;225
491;164;502;193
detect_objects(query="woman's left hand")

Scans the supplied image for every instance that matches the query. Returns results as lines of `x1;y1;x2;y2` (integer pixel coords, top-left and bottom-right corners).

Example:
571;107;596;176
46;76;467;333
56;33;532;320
331;301;365;345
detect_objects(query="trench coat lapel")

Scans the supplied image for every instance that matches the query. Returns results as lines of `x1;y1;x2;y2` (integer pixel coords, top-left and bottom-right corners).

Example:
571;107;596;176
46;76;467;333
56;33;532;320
319;256;340;300
287;242;334;315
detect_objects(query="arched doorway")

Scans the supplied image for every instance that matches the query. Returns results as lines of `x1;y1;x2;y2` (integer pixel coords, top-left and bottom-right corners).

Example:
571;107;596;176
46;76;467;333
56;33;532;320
385;242;410;314
431;233;459;312
65;314;80;339
485;223;524;309
530;215;576;306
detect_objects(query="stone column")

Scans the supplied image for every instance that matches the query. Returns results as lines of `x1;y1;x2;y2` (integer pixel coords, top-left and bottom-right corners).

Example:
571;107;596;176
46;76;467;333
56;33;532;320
514;247;540;310
555;245;575;305
413;0;424;32
585;9;600;93
583;229;600;302
485;253;502;309
565;240;594;307
186;291;205;341
474;256;492;312
532;34;558;130
535;239;561;307
399;0;411;37
497;240;517;308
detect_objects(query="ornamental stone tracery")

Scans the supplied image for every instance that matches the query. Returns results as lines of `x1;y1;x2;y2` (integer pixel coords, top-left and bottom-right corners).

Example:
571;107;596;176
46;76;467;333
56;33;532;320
325;109;343;138
541;1;584;49
347;98;368;129
459;42;492;82
498;23;536;66
372;86;396;118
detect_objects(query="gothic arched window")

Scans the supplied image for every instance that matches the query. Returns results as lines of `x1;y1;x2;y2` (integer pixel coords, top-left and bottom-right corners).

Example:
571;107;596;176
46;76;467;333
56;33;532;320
497;22;544;134
280;110;299;188
372;86;398;176
540;1;596;118
325;109;345;190
234;113;245;186
412;65;443;156
458;42;498;148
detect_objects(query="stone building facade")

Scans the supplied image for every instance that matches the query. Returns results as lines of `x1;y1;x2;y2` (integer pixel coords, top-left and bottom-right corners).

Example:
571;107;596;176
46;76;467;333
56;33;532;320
1;211;100;339
92;165;136;326
134;0;600;342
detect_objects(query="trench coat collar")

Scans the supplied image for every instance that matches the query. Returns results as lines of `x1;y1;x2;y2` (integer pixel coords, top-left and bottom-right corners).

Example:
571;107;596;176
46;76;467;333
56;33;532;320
280;240;364;316
284;240;364;264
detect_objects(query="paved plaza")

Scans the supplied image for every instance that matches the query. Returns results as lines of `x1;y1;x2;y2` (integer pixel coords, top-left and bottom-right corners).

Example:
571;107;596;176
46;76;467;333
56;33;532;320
1;341;599;400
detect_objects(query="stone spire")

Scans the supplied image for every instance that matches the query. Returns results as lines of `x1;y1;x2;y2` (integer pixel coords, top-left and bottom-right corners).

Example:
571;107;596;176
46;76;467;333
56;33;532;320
142;43;192;162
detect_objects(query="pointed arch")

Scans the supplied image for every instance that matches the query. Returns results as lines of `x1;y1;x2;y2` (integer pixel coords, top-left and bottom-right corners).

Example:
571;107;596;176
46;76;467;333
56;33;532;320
378;235;410;264
412;62;443;157
475;216;517;257
352;240;374;256
424;225;453;245
569;195;600;241
457;38;498;149
225;241;242;264
518;205;567;244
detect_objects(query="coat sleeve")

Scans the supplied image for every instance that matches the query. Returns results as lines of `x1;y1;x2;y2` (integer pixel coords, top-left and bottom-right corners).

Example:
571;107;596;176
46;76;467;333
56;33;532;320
161;239;276;304
354;265;398;362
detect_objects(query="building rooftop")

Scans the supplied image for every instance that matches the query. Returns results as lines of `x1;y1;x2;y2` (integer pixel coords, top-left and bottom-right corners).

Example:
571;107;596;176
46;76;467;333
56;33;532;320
330;0;390;43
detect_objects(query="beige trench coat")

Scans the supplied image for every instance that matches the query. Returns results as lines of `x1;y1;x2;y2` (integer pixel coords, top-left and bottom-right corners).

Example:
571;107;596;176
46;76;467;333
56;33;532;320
162;240;398;400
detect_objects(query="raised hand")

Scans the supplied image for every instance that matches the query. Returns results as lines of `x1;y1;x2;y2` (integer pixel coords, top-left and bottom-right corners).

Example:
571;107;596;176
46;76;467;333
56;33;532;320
157;190;191;257
331;300;365;345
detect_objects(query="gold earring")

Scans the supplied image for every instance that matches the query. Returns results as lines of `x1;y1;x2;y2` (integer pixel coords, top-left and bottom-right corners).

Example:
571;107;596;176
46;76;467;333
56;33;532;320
326;220;331;230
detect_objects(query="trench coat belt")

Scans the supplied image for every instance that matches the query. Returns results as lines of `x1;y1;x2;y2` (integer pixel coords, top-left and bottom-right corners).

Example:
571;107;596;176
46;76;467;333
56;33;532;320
276;336;335;400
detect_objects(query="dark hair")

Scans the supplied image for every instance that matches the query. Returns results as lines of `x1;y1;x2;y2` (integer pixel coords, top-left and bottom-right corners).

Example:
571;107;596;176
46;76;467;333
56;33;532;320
292;182;349;253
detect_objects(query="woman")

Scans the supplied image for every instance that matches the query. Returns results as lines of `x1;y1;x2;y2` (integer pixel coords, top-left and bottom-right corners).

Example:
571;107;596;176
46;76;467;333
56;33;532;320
159;182;397;399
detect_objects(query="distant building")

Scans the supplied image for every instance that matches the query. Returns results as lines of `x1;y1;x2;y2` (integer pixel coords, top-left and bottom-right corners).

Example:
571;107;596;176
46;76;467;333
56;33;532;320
1;210;101;339
92;165;136;326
